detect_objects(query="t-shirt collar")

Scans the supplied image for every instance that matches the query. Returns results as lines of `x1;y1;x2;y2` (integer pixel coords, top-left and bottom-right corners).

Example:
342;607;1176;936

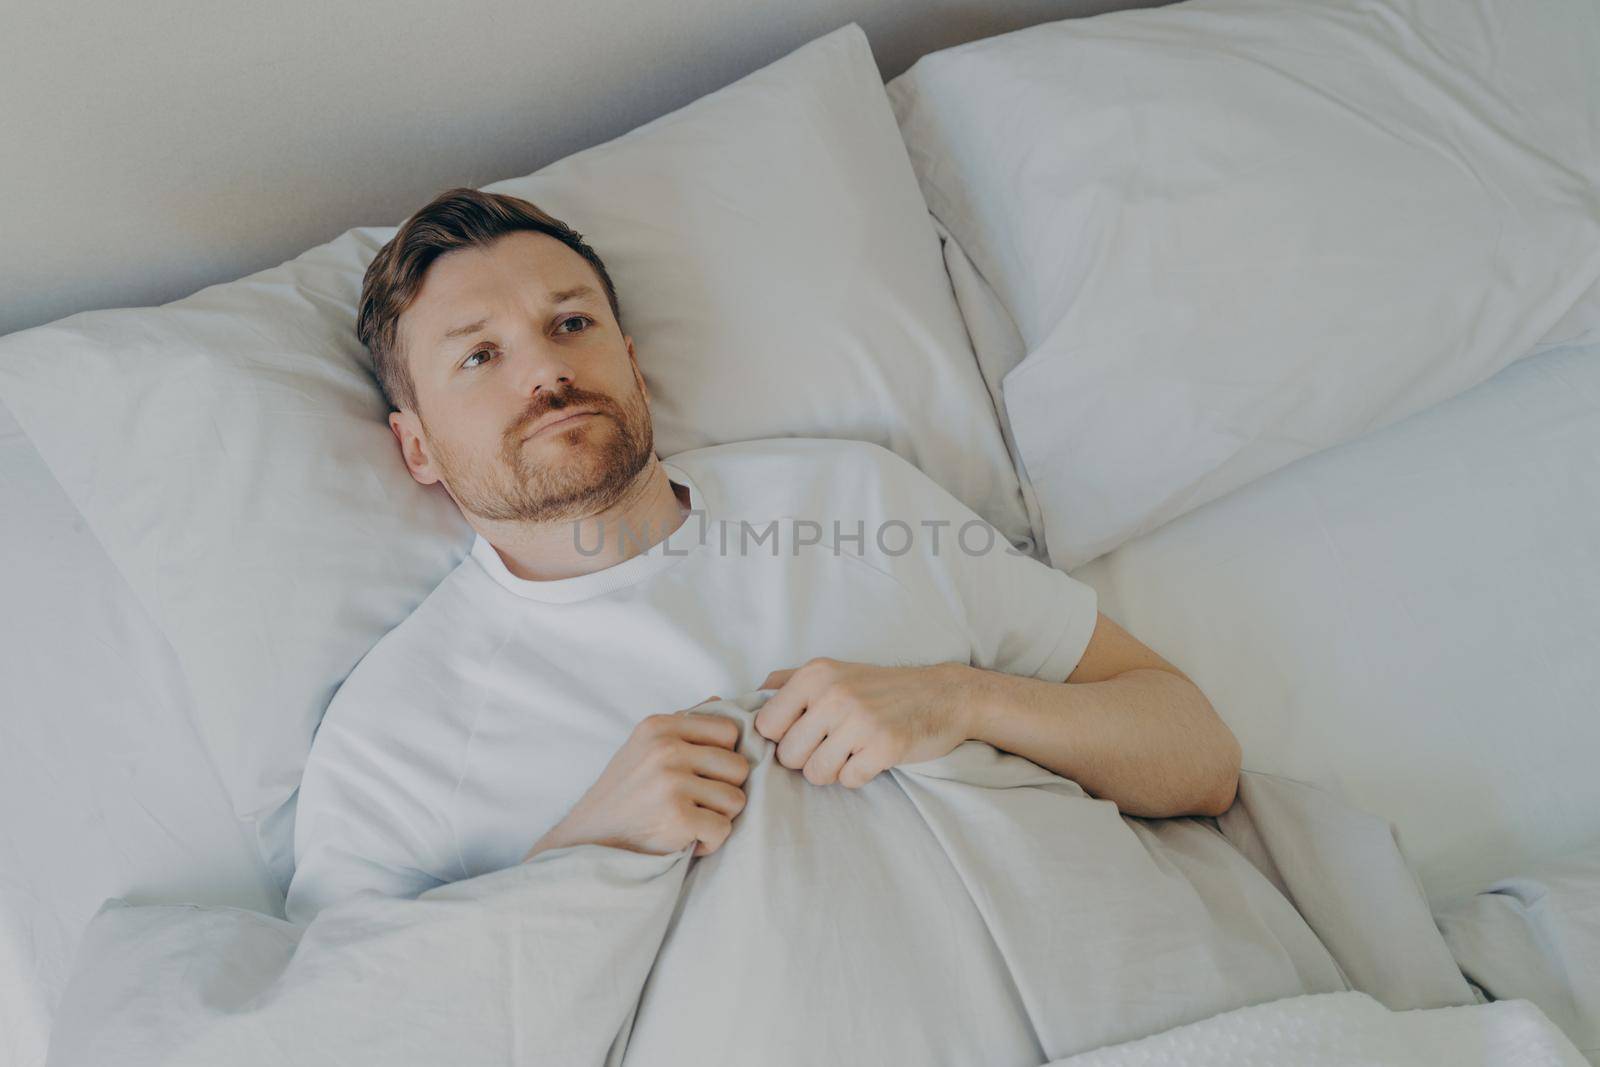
469;460;709;604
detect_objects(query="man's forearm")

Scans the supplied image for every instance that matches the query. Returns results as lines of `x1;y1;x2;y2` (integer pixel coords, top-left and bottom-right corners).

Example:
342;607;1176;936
957;664;1241;818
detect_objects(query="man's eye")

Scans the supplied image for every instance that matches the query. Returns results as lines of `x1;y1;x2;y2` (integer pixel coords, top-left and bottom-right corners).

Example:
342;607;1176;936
461;317;590;369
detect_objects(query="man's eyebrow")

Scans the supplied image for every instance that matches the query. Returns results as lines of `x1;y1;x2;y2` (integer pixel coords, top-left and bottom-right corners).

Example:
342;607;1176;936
441;317;489;342
549;284;601;306
438;286;602;343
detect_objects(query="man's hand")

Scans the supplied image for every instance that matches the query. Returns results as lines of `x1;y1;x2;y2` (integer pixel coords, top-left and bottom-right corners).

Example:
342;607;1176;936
524;697;751;862
755;659;976;789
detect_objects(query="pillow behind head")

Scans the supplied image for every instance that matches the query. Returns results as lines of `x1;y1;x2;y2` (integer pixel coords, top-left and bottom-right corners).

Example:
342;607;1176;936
0;21;1025;894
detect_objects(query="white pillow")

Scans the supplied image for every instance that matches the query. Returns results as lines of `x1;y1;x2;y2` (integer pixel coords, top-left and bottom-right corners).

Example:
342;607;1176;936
1534;276;1600;353
930;213;1049;561
478;23;1029;548
0;21;1025;895
887;0;1600;571
0;226;467;901
0;398;282;1063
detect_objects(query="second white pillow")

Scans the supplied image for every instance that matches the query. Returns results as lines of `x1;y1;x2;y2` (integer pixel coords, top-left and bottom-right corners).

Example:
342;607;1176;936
889;0;1600;570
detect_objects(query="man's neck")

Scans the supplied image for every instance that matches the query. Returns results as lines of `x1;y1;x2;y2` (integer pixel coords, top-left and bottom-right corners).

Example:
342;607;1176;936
477;458;690;582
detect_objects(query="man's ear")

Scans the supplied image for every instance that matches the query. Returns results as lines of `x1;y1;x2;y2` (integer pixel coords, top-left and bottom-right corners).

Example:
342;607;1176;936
626;335;651;405
388;409;441;486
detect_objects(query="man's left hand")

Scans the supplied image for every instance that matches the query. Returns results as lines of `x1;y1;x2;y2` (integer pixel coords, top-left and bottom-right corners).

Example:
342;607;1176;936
754;658;978;789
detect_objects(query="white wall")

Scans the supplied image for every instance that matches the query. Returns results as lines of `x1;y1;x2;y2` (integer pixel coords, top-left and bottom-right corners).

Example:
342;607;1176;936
1;0;1166;338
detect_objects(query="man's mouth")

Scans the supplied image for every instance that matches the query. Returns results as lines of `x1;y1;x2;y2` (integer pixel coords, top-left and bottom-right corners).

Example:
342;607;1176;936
524;408;600;441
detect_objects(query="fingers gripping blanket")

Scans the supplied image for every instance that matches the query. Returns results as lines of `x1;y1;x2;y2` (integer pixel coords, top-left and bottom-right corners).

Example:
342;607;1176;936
46;691;1474;1066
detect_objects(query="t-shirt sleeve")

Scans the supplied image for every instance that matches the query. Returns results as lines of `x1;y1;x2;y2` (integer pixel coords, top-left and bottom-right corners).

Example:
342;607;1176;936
284;670;458;926
873;447;1100;683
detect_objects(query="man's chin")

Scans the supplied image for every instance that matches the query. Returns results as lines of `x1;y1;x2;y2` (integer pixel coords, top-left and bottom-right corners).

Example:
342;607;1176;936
517;455;644;510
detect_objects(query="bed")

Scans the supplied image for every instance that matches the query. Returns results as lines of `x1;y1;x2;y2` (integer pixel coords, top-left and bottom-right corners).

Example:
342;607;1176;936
3;1;1598;1064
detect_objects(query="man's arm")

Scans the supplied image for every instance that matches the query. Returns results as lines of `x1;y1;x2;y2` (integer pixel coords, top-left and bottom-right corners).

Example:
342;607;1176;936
960;611;1241;818
754;446;1237;815
285;678;456;925
756;612;1239;818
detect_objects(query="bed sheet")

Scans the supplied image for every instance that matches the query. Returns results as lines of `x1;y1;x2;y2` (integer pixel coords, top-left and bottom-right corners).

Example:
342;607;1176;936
1071;338;1600;907
0;399;280;1067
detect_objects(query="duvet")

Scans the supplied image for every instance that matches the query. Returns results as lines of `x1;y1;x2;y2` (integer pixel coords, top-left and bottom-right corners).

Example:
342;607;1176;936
45;690;1475;1066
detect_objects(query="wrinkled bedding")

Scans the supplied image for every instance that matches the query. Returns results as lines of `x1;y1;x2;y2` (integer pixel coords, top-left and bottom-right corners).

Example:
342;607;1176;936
1437;843;1600;1065
45;691;1476;1066
1050;990;1588;1066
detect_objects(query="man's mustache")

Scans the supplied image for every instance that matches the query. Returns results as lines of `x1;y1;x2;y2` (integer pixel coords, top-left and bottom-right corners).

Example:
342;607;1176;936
509;389;615;443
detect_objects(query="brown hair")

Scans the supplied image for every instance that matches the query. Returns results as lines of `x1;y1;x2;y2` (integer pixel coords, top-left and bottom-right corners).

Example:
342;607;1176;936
355;187;621;414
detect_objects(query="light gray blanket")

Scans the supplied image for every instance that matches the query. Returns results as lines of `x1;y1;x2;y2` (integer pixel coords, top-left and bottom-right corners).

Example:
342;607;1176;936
1437;843;1600;1065
45;691;1473;1066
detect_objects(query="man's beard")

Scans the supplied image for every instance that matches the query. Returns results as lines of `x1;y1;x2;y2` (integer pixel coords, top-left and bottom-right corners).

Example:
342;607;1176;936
423;382;655;525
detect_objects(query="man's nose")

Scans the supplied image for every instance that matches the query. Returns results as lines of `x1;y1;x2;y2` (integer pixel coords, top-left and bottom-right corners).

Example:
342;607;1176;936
512;343;580;398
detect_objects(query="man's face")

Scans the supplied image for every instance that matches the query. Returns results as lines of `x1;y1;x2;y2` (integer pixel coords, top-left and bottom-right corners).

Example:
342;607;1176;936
388;230;654;525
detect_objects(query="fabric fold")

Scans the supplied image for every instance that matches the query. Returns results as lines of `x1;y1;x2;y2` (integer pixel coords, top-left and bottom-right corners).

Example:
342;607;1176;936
47;689;1479;1067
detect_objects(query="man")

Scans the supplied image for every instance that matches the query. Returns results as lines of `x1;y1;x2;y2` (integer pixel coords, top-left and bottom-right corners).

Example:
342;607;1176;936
283;187;1241;926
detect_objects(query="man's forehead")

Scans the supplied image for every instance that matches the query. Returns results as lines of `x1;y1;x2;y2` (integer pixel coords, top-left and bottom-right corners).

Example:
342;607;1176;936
435;283;602;339
405;234;603;346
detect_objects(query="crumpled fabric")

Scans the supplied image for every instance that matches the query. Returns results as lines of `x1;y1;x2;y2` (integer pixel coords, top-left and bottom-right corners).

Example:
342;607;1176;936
47;690;1472;1067
1047;990;1588;1067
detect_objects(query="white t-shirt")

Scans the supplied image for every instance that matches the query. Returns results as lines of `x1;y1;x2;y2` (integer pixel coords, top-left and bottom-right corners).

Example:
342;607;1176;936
284;438;1098;925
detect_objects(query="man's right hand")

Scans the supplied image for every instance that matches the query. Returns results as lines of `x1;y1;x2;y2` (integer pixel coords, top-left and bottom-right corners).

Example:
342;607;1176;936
523;698;751;862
